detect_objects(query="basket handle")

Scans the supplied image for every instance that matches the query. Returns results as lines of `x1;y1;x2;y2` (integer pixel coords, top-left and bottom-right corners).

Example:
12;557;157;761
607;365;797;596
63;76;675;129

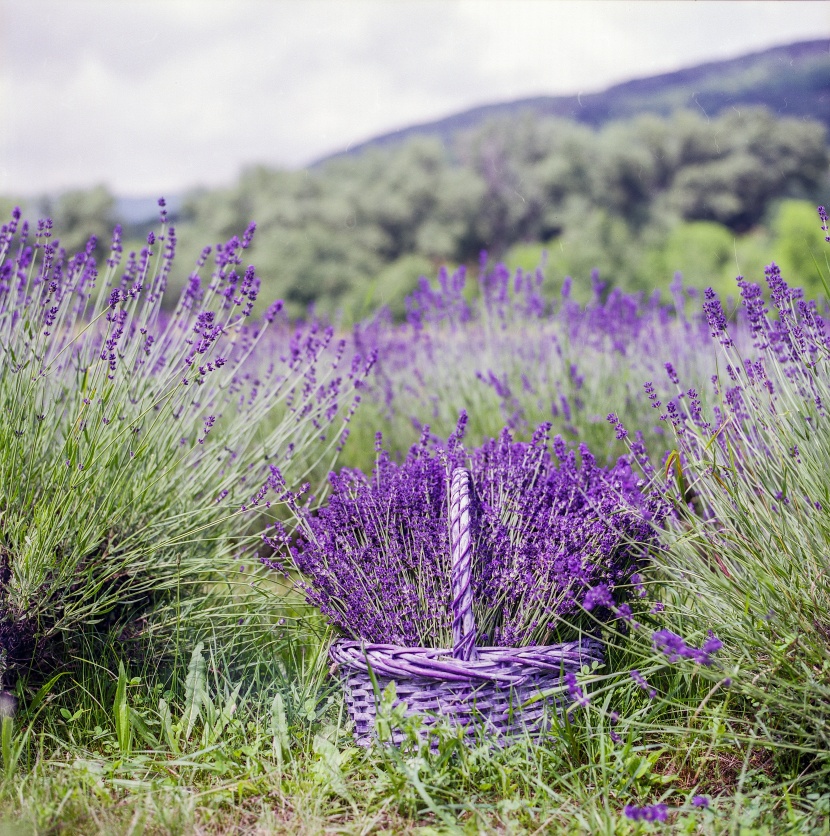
450;467;478;661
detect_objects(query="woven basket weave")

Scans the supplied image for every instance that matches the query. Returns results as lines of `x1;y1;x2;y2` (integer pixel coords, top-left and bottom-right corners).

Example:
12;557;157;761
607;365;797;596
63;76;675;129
330;467;604;747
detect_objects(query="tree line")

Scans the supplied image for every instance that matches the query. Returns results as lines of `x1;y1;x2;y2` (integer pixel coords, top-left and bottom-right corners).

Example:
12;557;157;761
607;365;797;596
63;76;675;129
9;106;829;318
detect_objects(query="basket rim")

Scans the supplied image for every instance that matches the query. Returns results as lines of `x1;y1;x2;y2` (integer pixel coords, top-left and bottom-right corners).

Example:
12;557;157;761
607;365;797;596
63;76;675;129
330;636;604;684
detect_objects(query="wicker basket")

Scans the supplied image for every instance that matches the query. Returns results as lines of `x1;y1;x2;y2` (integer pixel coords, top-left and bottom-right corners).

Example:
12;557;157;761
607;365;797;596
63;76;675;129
329;467;604;747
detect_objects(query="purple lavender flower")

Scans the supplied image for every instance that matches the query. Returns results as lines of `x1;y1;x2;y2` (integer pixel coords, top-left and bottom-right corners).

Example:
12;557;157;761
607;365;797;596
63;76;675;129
0;205;379;690
643;381;661;410
624;803;668;822
699;635;723;663
703;287;732;346
583;583;615;611
564;671;589;708
615;603;634;624
630;669;656;698
266;418;657;647
652;629;722;666
607;412;628;440
630;573;646;597
241;221;257;249
651;628;687;662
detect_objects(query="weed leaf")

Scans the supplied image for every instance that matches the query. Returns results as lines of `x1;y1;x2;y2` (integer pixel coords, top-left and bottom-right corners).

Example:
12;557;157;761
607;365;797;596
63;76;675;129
183;642;207;740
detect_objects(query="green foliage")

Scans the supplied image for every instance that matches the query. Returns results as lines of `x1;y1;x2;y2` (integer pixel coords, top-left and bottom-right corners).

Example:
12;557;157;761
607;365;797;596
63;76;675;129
657;221;734;287
40;185;116;258
138;107;829;319
354;252;434;322
174;138;485;319
663;108;827;231
642;220;747;303
0;617;825;833
546;206;648;298
614;263;830;777
771;199;830;296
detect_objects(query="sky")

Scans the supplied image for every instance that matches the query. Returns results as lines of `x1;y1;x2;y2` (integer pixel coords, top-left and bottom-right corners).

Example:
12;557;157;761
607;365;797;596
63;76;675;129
1;0;829;197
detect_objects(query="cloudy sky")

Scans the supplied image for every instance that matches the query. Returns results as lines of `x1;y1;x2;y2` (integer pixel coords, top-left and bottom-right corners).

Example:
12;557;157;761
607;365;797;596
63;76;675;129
1;0;828;197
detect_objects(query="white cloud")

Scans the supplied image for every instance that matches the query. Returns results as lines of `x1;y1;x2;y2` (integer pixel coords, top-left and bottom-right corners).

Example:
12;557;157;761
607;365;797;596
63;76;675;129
1;0;828;196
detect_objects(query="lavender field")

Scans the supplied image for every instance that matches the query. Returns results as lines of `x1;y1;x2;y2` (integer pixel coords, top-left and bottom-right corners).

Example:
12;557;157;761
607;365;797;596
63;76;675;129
1;198;830;834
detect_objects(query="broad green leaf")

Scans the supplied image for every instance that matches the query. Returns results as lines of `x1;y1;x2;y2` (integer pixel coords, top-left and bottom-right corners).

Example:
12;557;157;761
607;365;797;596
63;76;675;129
183;642;207;741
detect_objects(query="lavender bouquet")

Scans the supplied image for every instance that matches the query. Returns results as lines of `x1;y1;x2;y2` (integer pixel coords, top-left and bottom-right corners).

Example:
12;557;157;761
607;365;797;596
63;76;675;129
265;415;657;649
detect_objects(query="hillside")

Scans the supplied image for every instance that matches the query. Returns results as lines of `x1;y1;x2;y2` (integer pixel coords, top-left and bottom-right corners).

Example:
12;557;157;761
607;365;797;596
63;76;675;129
109;39;830;223
315;39;830;164
33;39;828;322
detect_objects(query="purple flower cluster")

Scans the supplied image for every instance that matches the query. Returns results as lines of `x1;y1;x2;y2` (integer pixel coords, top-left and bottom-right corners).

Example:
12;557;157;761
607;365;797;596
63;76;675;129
630;669;656;699
264;415;659;647
652;629;723;666
358;251;715;462
623;803;668;822
565;671;589;708
0;204;378;682
636;209;830;520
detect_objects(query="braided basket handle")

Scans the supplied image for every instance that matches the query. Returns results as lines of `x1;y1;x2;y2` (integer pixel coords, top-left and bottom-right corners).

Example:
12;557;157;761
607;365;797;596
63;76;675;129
450;467;479;661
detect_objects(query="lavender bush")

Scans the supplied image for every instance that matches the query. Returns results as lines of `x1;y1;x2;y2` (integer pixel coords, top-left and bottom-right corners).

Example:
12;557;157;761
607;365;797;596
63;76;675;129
617;207;830;759
345;256;723;476
0;203;373;684
264;416;659;648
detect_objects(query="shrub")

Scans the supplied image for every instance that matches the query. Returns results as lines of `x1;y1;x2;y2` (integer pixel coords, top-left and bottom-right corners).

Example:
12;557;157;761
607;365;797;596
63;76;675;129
623;207;830;761
346;255;720;470
0;203;373;685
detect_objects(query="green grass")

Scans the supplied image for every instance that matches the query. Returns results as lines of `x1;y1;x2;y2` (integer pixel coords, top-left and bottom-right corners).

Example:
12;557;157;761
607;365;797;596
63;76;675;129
1;613;828;835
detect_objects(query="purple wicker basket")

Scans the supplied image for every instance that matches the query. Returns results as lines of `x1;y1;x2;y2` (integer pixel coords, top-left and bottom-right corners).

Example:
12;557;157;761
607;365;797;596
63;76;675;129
329;467;604;747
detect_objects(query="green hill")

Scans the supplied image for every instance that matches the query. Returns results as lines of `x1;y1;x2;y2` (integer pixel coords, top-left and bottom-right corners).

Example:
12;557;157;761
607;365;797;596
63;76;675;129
15;40;829;320
316;39;830;164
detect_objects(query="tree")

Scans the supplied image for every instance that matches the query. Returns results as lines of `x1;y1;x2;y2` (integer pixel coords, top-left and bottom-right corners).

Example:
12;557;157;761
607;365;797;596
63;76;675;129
771;199;829;296
665;108;828;231
41;185;116;257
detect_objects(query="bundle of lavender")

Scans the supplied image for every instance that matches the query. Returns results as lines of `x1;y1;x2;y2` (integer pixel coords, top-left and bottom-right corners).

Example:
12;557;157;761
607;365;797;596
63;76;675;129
264;415;659;649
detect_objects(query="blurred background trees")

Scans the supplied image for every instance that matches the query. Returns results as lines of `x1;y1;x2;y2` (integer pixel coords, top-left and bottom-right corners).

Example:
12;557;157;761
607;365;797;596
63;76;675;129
11;105;829;319
39;185;116;259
